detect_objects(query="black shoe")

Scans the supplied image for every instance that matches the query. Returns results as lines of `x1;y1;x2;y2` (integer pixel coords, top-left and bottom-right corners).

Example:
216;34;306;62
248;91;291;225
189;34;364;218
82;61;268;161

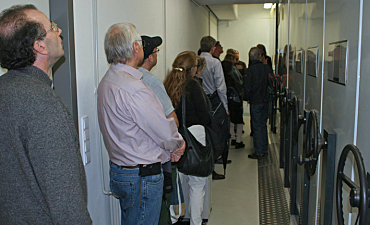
212;171;225;180
174;221;189;225
215;159;232;164
202;219;208;225
235;142;245;149
242;130;245;134
231;139;236;145
248;153;264;159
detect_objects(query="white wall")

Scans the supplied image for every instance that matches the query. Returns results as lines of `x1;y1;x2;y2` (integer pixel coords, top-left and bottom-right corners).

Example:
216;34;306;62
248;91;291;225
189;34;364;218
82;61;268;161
210;13;218;40
0;1;49;76
218;4;276;67
165;0;210;75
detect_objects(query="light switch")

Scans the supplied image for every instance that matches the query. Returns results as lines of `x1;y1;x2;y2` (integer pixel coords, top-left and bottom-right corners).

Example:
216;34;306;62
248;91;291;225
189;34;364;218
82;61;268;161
85;151;91;164
84;130;90;141
82;116;89;129
84;140;90;153
81;116;91;165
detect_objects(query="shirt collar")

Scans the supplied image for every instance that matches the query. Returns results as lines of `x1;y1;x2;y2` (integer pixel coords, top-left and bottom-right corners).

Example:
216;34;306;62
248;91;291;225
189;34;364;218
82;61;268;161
138;67;149;73
200;52;212;57
110;63;143;79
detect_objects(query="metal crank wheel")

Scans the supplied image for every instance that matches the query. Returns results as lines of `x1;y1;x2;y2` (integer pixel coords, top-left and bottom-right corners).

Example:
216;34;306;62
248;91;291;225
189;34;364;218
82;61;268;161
283;96;291;125
336;144;369;225
279;85;286;113
298;111;319;176
291;97;299;144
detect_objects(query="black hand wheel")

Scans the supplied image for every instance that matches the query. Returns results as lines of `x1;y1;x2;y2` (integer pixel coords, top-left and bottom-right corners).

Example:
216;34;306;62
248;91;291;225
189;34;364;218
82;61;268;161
284;96;291;125
336;144;369;225
291;97;299;144
298;110;319;176
274;78;279;100
279;85;286;112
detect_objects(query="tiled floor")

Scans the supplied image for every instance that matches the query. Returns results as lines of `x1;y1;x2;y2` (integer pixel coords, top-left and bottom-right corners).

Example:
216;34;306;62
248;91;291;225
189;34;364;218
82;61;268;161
207;112;259;225
207;104;294;225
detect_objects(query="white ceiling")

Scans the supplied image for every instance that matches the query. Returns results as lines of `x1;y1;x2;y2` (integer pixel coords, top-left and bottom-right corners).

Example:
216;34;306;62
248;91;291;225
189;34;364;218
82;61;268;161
193;0;276;20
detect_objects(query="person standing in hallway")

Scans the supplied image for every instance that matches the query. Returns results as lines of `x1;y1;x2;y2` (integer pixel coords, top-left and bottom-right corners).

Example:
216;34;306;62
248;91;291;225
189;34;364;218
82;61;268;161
257;44;273;70
164;51;212;225
212;41;224;60
234;49;247;76
138;35;179;225
222;54;245;149
0;4;91;224
97;23;185;225
244;47;273;159
200;36;229;180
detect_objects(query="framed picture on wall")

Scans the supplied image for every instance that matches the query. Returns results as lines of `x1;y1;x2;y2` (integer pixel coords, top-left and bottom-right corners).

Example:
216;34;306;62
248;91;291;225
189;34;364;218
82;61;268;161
295;49;304;74
307;46;319;77
327;40;348;85
289;48;295;72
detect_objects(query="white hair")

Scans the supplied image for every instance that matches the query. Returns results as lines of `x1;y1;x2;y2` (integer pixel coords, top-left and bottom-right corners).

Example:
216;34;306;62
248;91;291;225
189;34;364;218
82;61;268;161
104;22;141;64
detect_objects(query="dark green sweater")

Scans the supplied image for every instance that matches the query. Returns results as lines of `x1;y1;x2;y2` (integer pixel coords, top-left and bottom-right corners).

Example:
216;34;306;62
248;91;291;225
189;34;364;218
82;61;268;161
0;66;91;224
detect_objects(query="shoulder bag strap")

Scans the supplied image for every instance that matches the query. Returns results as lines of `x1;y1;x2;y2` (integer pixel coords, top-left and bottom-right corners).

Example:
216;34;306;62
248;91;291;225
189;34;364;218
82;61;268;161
181;93;190;142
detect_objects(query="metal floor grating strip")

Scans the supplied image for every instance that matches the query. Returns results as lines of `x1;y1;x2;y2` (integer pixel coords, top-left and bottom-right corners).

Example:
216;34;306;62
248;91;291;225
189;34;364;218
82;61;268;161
258;145;290;225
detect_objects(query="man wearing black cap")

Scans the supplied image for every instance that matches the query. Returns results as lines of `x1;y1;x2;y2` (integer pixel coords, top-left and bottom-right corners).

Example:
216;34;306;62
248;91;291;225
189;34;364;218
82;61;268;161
138;35;178;125
138;35;178;225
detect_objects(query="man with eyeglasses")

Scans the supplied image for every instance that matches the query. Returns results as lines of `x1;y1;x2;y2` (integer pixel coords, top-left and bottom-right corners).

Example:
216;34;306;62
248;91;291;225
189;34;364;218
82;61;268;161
97;23;185;225
200;36;230;180
0;4;91;224
212;41;224;61
138;35;179;224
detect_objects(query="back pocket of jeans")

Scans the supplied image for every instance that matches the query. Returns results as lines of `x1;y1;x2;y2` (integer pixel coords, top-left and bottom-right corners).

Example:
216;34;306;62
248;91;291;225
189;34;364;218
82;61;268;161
110;179;135;208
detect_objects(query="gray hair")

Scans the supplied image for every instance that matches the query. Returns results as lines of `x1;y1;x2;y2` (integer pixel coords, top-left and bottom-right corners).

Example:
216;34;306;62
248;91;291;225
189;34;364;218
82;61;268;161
249;47;261;62
104;22;141;64
200;36;216;52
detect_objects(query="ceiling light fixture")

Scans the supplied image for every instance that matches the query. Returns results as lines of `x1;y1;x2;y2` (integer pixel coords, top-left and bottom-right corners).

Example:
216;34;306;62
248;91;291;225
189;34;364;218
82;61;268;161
264;3;273;9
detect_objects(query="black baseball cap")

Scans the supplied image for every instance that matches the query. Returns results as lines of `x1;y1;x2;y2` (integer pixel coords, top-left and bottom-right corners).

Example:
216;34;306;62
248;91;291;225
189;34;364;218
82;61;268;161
141;35;162;60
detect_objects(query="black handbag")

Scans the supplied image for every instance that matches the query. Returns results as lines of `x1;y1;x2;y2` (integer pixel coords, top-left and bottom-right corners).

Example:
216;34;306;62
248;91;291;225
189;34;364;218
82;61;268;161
227;86;242;104
177;94;214;177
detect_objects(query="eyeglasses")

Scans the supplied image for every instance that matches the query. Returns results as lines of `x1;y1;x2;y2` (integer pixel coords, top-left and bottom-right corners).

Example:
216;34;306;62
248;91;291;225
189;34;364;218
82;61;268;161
152;49;160;54
137;39;146;47
37;21;58;39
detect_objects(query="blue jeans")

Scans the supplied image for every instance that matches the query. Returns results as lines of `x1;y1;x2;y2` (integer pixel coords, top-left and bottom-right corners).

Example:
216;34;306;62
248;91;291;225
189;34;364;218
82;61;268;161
250;103;269;156
109;161;163;225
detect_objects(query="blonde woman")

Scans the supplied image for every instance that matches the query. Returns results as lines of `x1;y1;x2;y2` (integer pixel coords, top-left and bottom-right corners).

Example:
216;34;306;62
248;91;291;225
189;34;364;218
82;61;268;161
164;51;212;225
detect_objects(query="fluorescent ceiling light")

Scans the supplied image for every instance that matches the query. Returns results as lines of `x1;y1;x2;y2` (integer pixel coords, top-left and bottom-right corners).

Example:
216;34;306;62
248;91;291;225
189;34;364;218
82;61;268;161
264;3;273;9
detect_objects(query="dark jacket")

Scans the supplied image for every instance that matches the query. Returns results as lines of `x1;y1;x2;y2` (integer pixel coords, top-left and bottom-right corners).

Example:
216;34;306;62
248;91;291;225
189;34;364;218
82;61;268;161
244;61;273;104
192;77;224;159
222;60;244;124
0;66;91;224
222;61;243;101
176;78;212;128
